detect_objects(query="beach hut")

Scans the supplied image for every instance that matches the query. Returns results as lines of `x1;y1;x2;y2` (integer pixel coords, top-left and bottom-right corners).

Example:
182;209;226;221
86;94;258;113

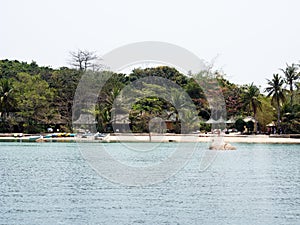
73;113;97;133
226;117;235;124
205;117;227;124
266;121;277;134
243;116;256;123
111;113;131;132
205;117;227;133
205;118;217;124
266;121;276;127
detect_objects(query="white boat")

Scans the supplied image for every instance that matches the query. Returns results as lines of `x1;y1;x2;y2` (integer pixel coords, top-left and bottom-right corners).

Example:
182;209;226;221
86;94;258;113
28;135;43;141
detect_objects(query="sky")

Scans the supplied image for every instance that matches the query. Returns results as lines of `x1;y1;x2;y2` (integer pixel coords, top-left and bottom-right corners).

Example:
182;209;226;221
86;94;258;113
1;0;299;88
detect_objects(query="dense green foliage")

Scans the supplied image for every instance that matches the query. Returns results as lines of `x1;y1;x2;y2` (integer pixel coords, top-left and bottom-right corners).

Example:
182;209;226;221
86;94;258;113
0;59;299;134
0;60;82;133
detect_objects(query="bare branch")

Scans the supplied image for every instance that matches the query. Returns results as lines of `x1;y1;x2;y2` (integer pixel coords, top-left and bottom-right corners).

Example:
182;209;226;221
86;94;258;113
68;49;99;71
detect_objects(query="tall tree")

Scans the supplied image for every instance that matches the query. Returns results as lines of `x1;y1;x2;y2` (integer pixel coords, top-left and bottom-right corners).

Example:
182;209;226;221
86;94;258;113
69;50;98;71
280;63;299;105
242;83;262;132
49;68;82;130
265;74;286;131
0;78;15;120
13;73;56;133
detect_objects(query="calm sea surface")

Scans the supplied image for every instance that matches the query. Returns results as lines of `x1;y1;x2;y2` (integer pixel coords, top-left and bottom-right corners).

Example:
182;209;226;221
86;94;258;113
0;142;299;225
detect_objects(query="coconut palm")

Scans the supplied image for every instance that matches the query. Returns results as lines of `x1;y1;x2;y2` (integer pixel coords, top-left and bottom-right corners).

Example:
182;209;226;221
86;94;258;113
265;74;286;130
0;79;15;120
280;63;299;105
242;83;262;133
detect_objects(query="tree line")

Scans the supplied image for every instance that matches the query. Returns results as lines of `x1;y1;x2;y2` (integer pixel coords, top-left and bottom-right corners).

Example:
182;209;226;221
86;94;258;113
0;56;299;134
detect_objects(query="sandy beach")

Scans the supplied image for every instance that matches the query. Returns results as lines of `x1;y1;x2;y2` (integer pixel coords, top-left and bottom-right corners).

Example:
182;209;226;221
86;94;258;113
109;133;300;144
1;133;300;144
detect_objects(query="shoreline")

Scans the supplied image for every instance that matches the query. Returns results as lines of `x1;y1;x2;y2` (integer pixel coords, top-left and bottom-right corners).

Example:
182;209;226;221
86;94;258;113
110;133;300;144
0;133;300;144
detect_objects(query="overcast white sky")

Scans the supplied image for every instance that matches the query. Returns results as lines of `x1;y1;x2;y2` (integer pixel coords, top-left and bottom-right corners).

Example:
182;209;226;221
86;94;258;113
1;0;299;88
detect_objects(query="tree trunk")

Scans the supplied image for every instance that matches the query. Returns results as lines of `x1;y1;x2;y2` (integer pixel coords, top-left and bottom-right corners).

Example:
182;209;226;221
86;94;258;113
277;99;281;131
254;112;258;133
252;100;257;133
290;82;293;106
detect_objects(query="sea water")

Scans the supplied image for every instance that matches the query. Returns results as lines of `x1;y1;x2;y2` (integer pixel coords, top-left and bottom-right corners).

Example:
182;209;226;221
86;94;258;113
0;142;299;225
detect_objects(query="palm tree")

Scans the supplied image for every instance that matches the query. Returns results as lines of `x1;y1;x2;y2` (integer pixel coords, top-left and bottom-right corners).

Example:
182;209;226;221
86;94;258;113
280;63;299;105
0;79;14;120
265;74;286;130
169;90;190;133
242;83;262;133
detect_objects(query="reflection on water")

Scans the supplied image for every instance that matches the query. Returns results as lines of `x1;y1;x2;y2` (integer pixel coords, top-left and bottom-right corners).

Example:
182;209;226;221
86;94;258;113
0;142;299;224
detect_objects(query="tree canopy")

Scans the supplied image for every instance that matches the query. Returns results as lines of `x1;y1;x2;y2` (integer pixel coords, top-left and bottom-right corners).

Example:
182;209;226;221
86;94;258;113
0;58;299;134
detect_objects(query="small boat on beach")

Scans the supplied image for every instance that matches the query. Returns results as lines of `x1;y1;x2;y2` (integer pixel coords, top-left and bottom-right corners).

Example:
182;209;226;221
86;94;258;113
80;132;110;141
28;135;43;141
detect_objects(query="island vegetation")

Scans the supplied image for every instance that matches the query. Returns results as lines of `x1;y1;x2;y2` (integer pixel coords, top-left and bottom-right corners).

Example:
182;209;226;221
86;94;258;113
0;53;299;134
